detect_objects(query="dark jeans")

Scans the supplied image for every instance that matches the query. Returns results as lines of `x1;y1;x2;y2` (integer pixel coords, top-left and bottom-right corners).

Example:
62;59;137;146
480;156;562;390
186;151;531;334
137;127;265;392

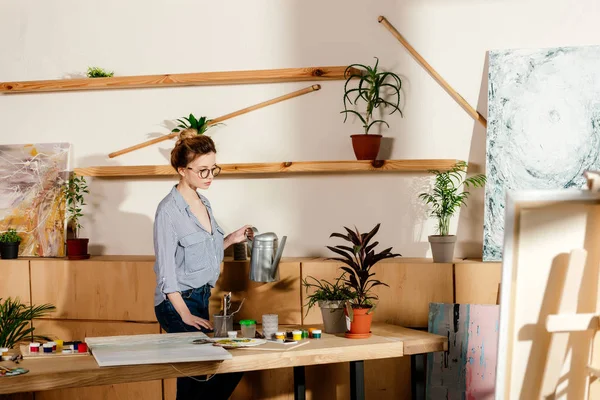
155;285;243;400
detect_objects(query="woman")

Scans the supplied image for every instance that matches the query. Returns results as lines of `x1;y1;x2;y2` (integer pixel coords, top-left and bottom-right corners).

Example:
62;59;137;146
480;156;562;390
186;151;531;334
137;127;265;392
153;130;251;400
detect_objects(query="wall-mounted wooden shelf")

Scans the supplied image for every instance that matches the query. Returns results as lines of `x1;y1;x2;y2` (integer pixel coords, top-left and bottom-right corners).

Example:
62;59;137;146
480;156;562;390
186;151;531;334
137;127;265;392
0;66;358;94
73;159;461;177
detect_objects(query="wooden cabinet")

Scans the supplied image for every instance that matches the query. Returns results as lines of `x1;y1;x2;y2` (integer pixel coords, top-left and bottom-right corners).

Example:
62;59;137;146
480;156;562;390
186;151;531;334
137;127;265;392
1;256;496;400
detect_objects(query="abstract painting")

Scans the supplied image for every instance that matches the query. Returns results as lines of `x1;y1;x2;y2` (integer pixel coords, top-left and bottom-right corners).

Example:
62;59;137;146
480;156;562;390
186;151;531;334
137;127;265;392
484;45;600;261
427;303;499;400
0;143;70;257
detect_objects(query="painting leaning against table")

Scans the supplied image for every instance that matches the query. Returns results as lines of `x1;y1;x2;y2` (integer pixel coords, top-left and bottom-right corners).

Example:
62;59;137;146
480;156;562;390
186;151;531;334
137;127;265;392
0;143;70;257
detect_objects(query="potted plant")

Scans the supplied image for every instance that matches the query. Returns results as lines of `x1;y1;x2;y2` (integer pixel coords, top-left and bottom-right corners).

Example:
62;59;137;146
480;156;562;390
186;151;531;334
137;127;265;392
0;297;55;355
327;223;401;338
87;66;114;78
63;173;90;260
418;161;486;262
341;57;403;160
302;274;356;334
0;228;21;260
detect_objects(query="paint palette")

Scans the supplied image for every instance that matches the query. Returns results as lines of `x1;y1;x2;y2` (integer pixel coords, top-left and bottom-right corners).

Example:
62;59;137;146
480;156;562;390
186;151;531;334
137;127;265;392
0;367;28;377
210;338;267;348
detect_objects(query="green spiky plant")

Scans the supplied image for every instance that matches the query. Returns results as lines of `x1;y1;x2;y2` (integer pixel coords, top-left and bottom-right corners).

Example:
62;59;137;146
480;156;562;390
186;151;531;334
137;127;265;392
0;228;21;243
0;297;55;349
327;223;401;311
302;274;356;317
418;161;487;236
63;173;89;238
171;114;223;135
341;57;403;134
86;66;114;78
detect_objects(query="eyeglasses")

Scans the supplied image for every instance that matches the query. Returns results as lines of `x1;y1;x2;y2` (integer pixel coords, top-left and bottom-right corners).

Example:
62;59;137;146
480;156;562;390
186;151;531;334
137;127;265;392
187;165;222;178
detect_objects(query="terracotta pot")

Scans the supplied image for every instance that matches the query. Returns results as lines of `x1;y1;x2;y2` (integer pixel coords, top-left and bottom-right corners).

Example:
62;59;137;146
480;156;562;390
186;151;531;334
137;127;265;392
0;242;20;259
346;306;373;337
351;134;382;160
66;238;90;260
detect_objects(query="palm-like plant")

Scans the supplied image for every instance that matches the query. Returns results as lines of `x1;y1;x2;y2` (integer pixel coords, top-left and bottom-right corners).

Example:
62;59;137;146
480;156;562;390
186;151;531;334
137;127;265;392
171;114;219;134
327;223;401;308
341;57;403;134
418;161;487;236
0;297;55;349
63;173;89;238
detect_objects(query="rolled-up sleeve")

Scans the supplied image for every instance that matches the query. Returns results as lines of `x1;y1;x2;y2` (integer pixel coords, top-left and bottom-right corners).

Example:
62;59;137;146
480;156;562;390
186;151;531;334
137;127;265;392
154;209;179;295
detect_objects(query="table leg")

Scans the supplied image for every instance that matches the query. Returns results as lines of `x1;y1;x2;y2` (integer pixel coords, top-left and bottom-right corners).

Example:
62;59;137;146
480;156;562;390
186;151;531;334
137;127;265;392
411;354;426;400
294;365;306;400
350;360;365;400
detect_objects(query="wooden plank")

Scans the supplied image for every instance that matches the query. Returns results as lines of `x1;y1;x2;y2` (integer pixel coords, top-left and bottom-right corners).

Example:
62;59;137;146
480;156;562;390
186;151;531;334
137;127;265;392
0;260;31;305
0;66;358;94
211;261;302;325
31;320;161;400
0;323;445;394
454;262;502;304
30;259;156;322
302;261;454;328
73;159;462;178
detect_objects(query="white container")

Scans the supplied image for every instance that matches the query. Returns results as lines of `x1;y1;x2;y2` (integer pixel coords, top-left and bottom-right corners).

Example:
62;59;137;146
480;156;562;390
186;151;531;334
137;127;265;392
227;331;238;339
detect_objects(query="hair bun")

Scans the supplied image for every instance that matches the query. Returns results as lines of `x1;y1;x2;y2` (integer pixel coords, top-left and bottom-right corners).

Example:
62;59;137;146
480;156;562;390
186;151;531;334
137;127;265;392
178;129;197;141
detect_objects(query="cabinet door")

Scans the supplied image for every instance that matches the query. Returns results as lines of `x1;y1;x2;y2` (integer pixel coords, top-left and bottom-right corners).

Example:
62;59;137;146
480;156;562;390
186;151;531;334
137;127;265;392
0;260;30;305
30;259;156;321
32;320;162;400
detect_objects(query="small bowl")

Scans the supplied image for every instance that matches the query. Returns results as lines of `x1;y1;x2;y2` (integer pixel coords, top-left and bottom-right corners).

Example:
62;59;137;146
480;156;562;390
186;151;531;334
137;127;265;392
227;331;238;339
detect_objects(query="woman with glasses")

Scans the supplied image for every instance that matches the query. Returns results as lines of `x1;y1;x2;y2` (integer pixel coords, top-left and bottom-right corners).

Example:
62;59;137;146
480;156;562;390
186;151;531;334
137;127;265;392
153;129;252;399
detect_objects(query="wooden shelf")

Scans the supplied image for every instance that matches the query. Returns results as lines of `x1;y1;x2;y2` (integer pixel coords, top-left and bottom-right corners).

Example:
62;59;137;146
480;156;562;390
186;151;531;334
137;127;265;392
74;159;461;177
0;66;358;94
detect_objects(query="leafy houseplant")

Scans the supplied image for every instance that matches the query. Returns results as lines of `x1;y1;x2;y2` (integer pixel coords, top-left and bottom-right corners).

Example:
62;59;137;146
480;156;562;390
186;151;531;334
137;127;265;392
0;297;55;350
0;228;21;260
327;223;401;338
86;66;114;78
171;114;218;135
342;57;403;160
418;161;486;262
63;173;90;260
302;274;356;334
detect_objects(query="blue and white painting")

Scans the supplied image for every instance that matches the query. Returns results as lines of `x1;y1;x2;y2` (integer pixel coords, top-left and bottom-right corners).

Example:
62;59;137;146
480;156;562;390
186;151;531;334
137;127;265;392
484;46;600;261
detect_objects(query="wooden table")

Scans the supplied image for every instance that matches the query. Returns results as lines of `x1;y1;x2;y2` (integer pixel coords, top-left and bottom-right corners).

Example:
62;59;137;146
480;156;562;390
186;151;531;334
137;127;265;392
0;323;446;400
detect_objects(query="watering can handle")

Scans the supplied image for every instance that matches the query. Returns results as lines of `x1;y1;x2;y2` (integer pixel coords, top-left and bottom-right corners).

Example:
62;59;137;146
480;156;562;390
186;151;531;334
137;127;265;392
271;236;287;280
246;227;258;251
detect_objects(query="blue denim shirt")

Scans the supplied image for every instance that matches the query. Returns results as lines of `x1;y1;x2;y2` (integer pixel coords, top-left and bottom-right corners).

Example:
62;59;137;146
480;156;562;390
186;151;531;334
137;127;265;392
153;185;225;306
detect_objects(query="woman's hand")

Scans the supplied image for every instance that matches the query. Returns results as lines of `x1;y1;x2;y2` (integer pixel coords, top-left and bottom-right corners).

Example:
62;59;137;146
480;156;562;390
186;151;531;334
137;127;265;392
225;225;253;249
182;312;214;331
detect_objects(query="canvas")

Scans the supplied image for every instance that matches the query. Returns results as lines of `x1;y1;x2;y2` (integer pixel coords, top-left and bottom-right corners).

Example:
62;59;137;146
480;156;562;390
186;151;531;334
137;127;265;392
0;143;70;257
484;45;600;261
426;303;499;400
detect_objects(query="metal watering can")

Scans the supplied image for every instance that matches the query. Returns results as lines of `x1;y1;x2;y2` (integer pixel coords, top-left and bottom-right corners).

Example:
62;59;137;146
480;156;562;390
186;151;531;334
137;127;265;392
247;228;287;282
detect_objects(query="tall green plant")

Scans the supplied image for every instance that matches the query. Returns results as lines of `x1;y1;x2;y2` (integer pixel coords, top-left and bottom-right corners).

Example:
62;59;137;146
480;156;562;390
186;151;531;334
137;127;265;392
0;297;55;349
327;223;401;308
341;57;403;134
63;173;89;238
418;161;487;236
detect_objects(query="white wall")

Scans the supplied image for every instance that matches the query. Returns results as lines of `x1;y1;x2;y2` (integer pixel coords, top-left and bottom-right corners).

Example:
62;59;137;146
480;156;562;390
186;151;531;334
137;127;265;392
1;0;598;258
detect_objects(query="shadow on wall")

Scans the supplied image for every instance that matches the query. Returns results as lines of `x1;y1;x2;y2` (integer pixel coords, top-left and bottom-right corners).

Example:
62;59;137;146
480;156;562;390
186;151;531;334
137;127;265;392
76;154;154;256
455;52;489;259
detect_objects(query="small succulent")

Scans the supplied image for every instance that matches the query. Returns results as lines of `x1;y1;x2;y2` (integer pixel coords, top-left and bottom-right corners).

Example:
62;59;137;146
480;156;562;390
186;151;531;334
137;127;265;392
87;66;114;78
